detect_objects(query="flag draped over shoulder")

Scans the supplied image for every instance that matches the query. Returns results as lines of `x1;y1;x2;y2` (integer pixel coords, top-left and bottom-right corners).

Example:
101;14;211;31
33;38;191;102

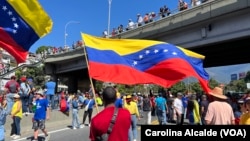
82;33;211;93
0;0;53;64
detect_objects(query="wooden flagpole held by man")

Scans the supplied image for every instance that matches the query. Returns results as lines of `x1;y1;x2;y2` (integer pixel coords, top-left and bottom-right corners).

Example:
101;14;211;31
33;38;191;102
82;45;100;113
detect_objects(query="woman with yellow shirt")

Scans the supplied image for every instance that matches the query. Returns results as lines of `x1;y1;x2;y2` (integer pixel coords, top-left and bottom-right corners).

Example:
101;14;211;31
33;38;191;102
123;95;140;141
10;94;22;140
95;94;103;106
239;97;250;125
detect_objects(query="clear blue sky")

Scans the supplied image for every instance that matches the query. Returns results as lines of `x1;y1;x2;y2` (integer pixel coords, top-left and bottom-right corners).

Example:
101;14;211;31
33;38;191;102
30;0;250;84
30;0;179;53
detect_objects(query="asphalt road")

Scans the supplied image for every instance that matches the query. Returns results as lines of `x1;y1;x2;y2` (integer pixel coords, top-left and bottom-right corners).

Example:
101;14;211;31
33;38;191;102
5;114;162;141
6;119;149;141
5;109;186;141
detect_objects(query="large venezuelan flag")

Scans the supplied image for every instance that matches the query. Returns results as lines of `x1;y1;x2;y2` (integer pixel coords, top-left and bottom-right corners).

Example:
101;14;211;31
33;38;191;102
0;0;53;64
82;33;211;93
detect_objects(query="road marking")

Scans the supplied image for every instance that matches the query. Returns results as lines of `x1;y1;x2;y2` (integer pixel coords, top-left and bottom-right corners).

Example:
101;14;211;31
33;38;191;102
137;120;158;130
14;120;159;140
47;128;69;134
151;120;159;125
13;128;70;141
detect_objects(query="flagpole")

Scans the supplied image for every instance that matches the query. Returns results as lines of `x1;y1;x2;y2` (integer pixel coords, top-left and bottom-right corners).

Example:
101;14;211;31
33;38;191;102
82;44;99;113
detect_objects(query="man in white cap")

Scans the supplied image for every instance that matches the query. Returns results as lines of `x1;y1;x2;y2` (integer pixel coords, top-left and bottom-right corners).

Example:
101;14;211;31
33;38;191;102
205;87;235;125
32;89;50;141
10;94;22;139
136;14;143;27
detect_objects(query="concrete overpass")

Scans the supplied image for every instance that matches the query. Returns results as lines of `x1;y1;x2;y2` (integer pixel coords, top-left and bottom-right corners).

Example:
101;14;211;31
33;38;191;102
112;0;250;67
44;0;250;92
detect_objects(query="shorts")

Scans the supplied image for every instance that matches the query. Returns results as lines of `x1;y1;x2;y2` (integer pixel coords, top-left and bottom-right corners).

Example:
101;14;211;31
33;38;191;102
32;119;46;130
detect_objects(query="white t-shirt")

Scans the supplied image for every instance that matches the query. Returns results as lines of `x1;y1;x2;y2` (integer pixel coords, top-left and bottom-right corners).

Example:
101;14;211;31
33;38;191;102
128;21;135;29
173;98;183;114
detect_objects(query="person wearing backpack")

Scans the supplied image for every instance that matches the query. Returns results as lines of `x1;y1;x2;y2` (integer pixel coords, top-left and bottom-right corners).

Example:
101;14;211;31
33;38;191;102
142;94;152;125
19;76;31;116
4;75;20;114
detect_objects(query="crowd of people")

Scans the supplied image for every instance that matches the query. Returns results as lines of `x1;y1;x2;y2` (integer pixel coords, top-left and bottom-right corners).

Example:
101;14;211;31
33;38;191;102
103;0;211;38
0;75;101;141
0;77;250;141
88;85;250;141
0;75;51;141
89;85;250;141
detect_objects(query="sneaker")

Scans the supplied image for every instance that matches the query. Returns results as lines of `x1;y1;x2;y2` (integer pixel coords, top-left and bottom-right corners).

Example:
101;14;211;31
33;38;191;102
10;134;16;138
79;125;84;129
13;135;21;139
45;134;50;141
72;127;77;130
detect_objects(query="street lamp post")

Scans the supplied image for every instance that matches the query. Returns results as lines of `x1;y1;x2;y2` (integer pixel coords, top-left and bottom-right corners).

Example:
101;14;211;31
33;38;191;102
107;0;112;36
64;21;80;47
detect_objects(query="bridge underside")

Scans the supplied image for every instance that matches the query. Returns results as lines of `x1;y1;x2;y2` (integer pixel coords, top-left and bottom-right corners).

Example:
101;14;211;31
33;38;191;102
191;37;250;68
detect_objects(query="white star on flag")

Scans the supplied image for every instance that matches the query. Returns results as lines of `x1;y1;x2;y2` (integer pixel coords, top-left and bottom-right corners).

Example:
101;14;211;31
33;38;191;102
133;61;138;66
154;49;159;53
163;49;168;52
139;55;143;59
1;4;19;35
172;52;177;55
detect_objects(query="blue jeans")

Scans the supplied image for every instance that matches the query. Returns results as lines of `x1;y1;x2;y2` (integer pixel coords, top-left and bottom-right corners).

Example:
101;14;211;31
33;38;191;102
72;109;81;128
20;94;29;113
6;93;15;114
128;115;137;141
0;125;4;141
13;116;21;135
46;95;55;109
156;109;167;125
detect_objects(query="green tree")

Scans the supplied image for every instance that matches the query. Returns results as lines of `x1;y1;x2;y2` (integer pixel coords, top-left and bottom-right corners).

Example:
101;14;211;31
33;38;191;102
208;78;219;89
226;79;246;92
190;82;202;94
36;46;50;54
234;79;246;92
169;81;186;95
244;71;250;83
17;64;46;88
